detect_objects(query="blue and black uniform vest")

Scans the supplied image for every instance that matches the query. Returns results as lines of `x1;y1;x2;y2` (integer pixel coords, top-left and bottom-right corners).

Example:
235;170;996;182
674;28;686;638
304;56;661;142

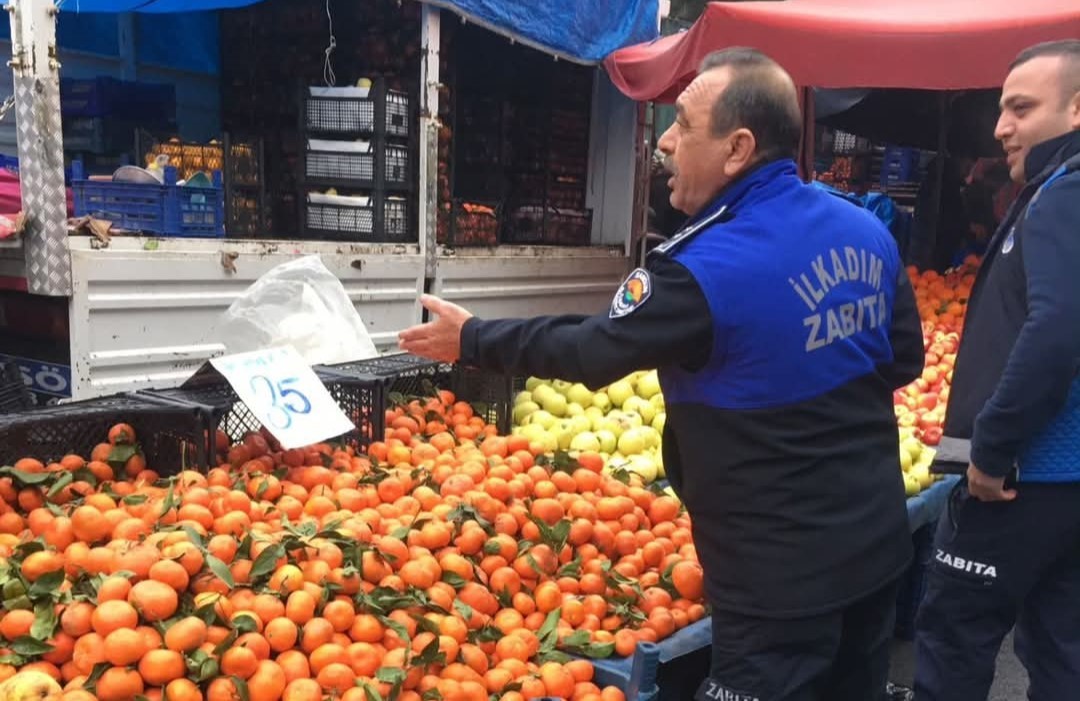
652;160;914;617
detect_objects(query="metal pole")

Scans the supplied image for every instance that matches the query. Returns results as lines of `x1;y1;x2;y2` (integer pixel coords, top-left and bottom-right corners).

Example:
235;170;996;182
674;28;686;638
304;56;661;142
8;0;71;296
418;4;440;289
928;92;949;268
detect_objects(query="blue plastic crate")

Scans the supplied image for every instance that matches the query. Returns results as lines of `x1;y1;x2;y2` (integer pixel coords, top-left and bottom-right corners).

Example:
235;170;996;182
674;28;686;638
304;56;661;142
60;77;176;121
71;161;224;238
880;146;922;187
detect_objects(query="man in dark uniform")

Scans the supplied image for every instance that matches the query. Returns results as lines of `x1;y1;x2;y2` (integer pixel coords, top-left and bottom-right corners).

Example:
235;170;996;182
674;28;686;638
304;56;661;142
915;40;1080;701
400;48;924;701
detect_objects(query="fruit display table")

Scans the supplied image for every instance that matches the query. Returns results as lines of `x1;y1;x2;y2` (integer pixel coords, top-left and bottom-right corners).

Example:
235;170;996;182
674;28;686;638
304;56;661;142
583;474;962;696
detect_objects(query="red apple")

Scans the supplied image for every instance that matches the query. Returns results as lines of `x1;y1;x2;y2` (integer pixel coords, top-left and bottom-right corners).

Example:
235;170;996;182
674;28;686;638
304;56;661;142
922;426;943;446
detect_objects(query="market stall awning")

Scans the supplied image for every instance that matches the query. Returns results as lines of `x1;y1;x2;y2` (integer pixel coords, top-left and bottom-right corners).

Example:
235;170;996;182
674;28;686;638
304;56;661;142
421;0;659;64
604;0;1080;102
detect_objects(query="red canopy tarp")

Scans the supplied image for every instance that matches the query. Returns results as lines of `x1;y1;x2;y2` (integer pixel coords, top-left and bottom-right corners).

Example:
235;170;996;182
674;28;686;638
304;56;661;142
605;0;1080;102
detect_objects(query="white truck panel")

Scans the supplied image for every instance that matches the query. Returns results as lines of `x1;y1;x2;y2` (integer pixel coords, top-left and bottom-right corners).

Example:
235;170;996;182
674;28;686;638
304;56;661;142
68;237;424;398
0;239;23;281
587;72;640;251
432;246;629;319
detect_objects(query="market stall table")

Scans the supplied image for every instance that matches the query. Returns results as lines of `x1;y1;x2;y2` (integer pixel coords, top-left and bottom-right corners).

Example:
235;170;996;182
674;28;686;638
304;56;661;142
579;475;961;695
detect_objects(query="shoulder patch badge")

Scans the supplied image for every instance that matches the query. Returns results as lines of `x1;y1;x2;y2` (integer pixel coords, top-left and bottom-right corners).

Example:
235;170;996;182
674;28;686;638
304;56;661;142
609;268;652;319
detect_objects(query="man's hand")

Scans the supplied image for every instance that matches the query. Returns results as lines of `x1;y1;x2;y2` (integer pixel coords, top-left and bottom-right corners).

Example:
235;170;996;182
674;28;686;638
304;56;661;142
397;295;474;362
966;462;1018;502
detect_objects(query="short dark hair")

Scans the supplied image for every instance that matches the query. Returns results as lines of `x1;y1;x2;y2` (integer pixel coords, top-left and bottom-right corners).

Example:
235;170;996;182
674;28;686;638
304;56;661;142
698;47;802;162
1010;40;1080;104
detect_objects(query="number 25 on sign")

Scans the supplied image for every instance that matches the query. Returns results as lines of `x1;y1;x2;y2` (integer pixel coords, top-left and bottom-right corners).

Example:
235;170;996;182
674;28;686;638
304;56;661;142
210;346;354;449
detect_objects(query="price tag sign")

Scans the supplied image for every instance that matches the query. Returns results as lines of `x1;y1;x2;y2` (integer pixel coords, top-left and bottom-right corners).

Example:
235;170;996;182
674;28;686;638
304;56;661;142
210;346;354;450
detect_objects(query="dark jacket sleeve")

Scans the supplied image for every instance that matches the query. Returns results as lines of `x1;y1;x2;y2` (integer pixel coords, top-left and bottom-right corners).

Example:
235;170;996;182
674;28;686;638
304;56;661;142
882;267;925;389
972;175;1080;477
458;256;713;389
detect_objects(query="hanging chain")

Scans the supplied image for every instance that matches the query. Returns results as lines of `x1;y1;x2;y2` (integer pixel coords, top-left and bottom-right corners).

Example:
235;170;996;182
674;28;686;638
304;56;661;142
0;95;15;122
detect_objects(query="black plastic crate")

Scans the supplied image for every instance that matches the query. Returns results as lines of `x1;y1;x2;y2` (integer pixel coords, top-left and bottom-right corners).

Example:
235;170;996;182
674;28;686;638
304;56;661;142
0;394;208;475
304;140;409;189
304;85;410;139
227;191;265;238
139;367;369;464
0;362;33;414
316;354;513;445
441;200;500;246
304;196;411;243
549;209;593;246
450;366;513;434
227;138;265;188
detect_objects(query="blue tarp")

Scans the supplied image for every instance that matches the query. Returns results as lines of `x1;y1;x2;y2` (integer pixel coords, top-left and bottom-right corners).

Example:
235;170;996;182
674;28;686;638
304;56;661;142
2;11;220;75
423;0;659;64
137;13;220;74
57;0;260;12
59;0;658;64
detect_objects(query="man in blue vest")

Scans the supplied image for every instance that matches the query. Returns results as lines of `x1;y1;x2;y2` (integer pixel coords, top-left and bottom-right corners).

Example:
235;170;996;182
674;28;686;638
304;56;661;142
400;48;924;701
915;40;1080;701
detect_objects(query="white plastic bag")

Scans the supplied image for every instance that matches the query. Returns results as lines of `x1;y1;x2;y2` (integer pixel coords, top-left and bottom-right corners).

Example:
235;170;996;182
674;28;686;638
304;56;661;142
214;255;378;365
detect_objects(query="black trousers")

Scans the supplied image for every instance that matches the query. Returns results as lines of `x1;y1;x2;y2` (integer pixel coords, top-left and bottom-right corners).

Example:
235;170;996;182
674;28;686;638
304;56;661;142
914;480;1080;701
695;579;900;701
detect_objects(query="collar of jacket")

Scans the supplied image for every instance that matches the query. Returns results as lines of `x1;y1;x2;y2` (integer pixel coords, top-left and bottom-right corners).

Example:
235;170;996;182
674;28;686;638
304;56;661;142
1023;129;1080;183
683;158;799;228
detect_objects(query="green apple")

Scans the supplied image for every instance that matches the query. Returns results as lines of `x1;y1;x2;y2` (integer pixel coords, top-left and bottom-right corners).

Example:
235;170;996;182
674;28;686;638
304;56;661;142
525;377;547;391
541;393;568;417
655;450;666;478
607;380;635;409
552;379;573;395
596;430;618;453
566;383;594;407
538;431;559;453
569;415;592;435
597;417;623;438
904;475;921;497
626;454;659;483
900;437;923;463
899;449;913;473
554;421;575;451
618;428;648;456
909;464;933;490
650;394;665;412
529;410;557;430
532;384;556;405
514;391;534;405
651;412;666;434
637;371;661;399
592;392;613;412
614;411;643;430
623;396;656;424
584;406;604;420
566;402;585;418
518;423;545;441
513;401;540;425
640;426;661;449
570;431;602;452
